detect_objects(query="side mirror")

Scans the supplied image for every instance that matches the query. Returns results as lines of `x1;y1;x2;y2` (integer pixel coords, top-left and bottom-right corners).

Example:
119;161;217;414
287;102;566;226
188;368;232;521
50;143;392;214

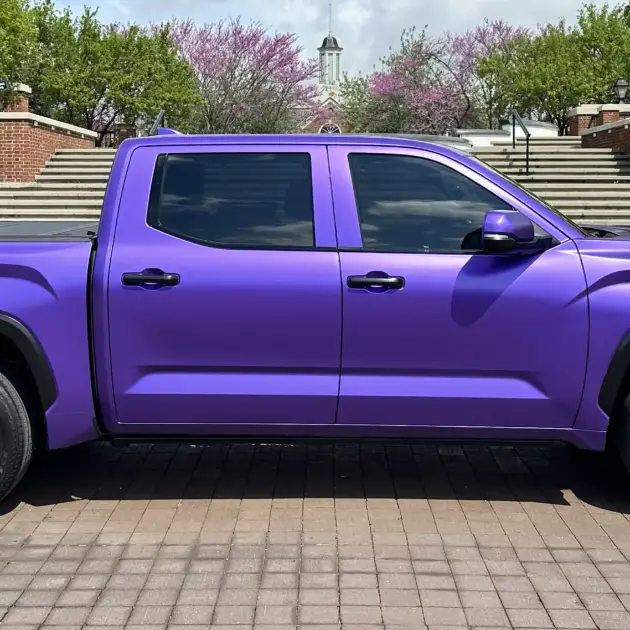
482;210;535;254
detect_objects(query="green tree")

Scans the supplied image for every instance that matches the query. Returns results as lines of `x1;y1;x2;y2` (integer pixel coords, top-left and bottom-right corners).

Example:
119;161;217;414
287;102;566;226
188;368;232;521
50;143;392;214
477;3;630;134
28;2;201;143
576;2;630;101
0;0;37;105
338;76;374;132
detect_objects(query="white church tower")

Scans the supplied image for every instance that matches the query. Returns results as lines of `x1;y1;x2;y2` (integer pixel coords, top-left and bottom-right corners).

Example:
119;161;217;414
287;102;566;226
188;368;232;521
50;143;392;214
318;0;343;97
306;0;344;133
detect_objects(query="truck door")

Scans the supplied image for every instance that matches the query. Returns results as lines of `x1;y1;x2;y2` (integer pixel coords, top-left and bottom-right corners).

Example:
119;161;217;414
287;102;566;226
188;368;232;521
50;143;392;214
328;145;589;431
105;145;341;430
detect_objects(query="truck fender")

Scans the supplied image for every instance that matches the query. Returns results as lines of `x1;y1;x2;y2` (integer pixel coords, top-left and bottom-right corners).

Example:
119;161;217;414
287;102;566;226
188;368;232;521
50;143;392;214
0;314;56;411
599;331;630;417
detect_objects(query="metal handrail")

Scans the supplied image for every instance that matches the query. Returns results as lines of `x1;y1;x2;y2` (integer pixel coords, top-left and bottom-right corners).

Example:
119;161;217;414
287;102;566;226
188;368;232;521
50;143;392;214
511;109;531;175
148;109;166;136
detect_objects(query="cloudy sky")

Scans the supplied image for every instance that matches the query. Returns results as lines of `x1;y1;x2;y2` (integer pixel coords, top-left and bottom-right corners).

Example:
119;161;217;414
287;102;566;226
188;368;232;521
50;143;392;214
62;0;612;75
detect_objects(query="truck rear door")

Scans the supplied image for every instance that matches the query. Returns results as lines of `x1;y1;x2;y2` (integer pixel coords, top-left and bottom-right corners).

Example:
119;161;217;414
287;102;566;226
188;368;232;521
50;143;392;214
104;144;341;431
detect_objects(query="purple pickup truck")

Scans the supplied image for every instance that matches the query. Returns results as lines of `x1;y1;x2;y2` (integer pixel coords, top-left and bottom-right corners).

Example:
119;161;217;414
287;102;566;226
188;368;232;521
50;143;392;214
0;132;630;501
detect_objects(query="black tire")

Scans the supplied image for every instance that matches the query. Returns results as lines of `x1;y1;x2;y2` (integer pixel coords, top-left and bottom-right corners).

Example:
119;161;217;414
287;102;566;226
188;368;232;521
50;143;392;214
0;363;33;503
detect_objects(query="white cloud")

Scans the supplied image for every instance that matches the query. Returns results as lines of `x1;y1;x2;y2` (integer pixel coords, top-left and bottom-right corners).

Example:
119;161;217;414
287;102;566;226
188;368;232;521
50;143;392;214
61;0;612;75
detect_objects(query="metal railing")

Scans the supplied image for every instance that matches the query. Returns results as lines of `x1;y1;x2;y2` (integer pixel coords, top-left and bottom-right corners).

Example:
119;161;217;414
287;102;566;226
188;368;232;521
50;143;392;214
148;109;166;136
511;109;531;175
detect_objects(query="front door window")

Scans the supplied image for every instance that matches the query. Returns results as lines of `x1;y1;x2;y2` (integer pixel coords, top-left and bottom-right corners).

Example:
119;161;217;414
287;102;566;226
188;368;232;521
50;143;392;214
348;152;515;253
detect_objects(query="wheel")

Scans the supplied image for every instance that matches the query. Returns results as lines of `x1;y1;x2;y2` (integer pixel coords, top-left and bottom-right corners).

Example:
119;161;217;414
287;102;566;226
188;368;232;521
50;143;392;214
0;363;33;502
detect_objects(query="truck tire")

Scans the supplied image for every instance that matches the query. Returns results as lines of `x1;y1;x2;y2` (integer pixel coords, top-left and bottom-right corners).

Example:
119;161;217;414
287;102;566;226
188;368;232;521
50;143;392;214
0;364;33;503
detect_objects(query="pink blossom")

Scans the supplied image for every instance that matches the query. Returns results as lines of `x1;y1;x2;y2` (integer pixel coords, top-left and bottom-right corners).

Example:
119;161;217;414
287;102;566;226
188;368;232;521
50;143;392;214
351;20;529;134
168;17;320;133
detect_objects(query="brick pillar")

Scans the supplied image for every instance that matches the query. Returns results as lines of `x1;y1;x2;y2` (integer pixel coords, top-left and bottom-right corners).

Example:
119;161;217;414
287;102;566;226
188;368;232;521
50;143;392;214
567;105;599;136
568;114;595;135
597;109;621;126
3;84;31;113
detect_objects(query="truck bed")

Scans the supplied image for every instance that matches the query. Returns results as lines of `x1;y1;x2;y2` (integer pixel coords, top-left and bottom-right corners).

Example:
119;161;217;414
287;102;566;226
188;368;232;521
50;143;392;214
0;221;98;241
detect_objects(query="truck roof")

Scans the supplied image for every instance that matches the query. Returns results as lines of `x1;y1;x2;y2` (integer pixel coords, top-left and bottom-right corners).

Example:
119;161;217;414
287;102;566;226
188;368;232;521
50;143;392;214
120;132;472;155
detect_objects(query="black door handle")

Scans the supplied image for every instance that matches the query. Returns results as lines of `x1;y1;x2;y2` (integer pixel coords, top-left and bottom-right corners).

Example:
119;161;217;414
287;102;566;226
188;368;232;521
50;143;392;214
347;275;405;289
122;272;180;286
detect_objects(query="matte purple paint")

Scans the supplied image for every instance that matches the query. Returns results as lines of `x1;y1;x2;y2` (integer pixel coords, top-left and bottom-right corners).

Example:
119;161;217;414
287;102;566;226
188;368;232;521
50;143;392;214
3;133;630;452
483;210;535;243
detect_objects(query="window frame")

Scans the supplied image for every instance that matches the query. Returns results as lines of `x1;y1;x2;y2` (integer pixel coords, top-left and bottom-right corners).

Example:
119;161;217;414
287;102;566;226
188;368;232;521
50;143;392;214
139;145;337;252
327;145;570;254
348;151;517;255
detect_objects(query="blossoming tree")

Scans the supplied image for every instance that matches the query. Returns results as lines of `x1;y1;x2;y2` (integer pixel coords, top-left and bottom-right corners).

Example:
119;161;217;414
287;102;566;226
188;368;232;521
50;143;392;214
170;17;321;134
340;20;529;134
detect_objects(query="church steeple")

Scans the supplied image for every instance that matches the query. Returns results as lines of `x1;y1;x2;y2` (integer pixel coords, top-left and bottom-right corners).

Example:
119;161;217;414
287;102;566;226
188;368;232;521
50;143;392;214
318;0;342;86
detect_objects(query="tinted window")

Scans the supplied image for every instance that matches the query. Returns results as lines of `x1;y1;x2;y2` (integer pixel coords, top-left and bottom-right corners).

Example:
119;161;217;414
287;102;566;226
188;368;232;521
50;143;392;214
147;152;315;248
348;153;513;253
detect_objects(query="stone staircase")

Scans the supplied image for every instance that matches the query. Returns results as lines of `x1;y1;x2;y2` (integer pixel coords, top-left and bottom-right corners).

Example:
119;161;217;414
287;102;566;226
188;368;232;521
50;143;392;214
1;139;630;224
473;136;630;225
0;148;114;220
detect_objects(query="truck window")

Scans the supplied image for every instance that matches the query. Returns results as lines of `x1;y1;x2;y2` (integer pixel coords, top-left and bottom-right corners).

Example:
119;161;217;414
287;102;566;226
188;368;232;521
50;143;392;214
147;152;315;249
348;152;513;253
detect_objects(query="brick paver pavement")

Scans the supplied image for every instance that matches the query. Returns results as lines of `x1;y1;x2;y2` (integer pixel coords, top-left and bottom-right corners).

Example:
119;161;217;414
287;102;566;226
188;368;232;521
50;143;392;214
0;440;628;628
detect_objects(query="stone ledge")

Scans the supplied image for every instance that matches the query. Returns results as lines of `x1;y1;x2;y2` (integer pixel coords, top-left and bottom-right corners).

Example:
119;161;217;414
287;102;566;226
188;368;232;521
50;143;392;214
0;112;98;139
457;129;510;136
580;118;630;136
568;103;630;117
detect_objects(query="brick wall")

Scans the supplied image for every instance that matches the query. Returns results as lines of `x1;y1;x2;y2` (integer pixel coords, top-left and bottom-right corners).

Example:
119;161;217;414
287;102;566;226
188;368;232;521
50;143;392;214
581;119;630;149
0;84;97;183
0;118;95;183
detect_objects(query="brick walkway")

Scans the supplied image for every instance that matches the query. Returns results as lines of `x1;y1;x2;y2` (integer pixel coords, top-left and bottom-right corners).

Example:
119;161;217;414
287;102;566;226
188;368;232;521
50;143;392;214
0;441;629;628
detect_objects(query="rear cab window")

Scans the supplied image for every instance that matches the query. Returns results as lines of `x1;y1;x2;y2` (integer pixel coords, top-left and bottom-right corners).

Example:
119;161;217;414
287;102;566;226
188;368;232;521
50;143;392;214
147;152;316;249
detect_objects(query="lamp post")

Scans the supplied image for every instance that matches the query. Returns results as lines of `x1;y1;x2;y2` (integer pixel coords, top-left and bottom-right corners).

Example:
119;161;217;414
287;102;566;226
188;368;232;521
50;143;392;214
613;77;629;103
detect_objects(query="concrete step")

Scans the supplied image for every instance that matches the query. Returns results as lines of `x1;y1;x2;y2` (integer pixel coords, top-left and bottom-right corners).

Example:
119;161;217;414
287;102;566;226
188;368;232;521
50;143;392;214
473;147;624;154
481;156;630;163
492;159;630;171
562;211;630;221
41;166;113;174
493;147;584;152
578;218;630;225
50;151;116;158
0;217;100;222
0;199;102;209
491;141;582;148
502;168;630;175
513;174;630;182
524;183;630;190
492;136;580;142
545;199;630;208
44;161;114;169
0;189;105;199
55;148;117;154
48;156;115;164
532;191;630;199
2;183;108;191
36;175;110;183
0;209;101;219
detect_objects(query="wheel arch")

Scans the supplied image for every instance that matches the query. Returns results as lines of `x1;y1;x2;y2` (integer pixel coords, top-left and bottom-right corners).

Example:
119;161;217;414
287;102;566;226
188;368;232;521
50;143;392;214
0;313;56;412
599;331;630;418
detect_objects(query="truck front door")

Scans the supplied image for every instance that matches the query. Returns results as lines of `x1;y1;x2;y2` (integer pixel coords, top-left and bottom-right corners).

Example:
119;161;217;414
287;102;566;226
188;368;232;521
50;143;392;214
328;145;589;431
105;145;341;430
